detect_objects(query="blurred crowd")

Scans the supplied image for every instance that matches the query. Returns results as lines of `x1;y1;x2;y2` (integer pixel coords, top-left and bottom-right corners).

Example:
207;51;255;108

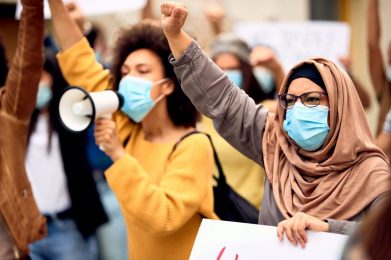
0;0;390;259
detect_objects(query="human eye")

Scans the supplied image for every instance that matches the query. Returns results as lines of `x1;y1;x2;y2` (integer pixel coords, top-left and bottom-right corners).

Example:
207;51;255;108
137;64;152;75
303;93;321;106
285;96;296;107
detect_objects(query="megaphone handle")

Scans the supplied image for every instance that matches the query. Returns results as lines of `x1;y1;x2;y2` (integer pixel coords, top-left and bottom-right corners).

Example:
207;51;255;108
98;113;113;151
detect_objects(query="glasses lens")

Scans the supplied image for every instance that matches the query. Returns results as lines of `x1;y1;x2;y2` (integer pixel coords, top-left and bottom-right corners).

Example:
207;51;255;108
278;95;287;109
302;92;322;107
283;94;296;109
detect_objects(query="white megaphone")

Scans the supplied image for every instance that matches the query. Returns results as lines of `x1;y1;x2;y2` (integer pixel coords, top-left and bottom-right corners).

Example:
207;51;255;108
58;86;124;133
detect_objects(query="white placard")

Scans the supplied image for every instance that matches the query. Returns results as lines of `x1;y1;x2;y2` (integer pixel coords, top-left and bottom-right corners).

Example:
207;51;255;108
15;0;147;19
190;219;349;260
234;21;351;72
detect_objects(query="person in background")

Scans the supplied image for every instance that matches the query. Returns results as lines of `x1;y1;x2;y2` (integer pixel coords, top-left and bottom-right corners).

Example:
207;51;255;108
368;0;391;159
341;180;391;260
48;0;218;259
201;8;286;209
210;34;284;104
61;3;128;259
201;33;280;209
65;1;109;67
338;56;371;109
25;47;108;260
161;1;391;248
205;1;285;105
0;0;47;258
375;108;391;161
367;0;391;135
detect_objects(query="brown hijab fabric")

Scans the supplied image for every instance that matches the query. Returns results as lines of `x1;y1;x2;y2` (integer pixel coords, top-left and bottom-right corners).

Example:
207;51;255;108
262;58;391;220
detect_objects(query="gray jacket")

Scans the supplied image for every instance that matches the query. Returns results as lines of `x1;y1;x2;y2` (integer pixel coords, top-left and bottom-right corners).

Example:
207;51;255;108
170;41;386;235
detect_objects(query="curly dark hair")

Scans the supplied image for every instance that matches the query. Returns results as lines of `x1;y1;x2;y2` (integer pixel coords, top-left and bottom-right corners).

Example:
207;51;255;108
110;20;199;127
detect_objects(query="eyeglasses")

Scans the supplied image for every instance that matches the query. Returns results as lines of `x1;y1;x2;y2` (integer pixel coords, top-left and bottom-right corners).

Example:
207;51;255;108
278;91;328;109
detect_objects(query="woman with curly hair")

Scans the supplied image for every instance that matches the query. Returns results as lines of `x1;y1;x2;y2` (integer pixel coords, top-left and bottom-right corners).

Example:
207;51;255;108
48;0;218;259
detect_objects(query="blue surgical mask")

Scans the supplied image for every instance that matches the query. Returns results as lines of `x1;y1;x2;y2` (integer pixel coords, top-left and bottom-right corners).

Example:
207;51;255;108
224;70;243;88
253;67;275;94
386;65;391;83
118;75;167;123
283;103;329;151
36;83;52;109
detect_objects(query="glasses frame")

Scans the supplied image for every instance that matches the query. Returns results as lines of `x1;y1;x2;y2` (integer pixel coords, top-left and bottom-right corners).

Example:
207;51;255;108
278;91;328;109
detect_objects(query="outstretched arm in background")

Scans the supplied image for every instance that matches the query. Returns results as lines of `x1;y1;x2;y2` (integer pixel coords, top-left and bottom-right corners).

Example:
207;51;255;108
48;0;84;51
3;0;45;120
161;1;193;60
204;0;225;37
338;56;371;109
367;0;387;98
250;46;285;93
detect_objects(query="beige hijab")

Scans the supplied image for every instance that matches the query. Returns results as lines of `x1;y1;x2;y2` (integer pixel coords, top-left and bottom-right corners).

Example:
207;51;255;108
262;58;391;220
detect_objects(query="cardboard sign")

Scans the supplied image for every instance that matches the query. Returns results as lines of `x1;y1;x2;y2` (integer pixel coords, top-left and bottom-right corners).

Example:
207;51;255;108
190;219;349;260
234;21;351;71
15;0;147;19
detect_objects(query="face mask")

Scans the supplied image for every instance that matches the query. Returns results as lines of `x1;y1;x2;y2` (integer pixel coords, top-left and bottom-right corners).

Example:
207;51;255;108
283;103;329;151
253;67;275;94
386;65;391;83
36;83;52;109
224;70;243;88
118;75;167;123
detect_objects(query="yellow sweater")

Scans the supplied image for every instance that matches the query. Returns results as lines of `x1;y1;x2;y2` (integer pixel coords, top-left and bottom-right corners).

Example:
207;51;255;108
200;116;265;209
57;38;218;260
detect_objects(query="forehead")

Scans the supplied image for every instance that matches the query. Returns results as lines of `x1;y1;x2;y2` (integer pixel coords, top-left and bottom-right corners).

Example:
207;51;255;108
287;78;325;95
122;48;162;67
214;53;241;69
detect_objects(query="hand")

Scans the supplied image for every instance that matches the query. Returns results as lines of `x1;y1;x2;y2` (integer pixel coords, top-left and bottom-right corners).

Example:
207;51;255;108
65;0;87;33
338;56;352;72
204;1;225;24
94;118;125;162
249;46;281;72
161;1;188;38
277;212;329;248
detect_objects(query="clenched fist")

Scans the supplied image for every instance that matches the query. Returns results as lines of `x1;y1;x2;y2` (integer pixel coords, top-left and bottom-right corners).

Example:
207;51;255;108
161;1;188;38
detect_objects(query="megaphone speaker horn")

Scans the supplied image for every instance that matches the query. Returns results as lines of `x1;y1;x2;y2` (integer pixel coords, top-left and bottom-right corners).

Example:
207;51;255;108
59;86;123;133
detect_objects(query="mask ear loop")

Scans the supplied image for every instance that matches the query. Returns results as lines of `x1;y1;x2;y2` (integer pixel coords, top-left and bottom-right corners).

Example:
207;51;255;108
151;78;171;104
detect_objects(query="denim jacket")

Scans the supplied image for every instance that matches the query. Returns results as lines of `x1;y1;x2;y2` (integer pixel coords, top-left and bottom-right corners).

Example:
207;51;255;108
0;0;47;257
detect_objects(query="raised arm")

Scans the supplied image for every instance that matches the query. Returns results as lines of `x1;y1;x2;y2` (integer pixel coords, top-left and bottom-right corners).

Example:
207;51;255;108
2;0;44;120
338;56;371;108
161;1;268;164
48;0;84;51
367;0;387;98
48;0;111;92
160;2;193;60
250;46;285;93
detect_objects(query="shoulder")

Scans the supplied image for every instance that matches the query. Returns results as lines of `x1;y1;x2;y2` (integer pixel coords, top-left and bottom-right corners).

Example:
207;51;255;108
177;133;212;151
171;132;213;160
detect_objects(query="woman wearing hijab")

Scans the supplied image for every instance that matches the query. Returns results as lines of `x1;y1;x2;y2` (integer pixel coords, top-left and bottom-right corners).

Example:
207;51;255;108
161;2;391;248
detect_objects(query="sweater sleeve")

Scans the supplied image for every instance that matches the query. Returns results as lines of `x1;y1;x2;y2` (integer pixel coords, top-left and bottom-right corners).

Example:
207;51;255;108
57;38;111;92
57;37;134;142
170;41;268;165
104;134;215;236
